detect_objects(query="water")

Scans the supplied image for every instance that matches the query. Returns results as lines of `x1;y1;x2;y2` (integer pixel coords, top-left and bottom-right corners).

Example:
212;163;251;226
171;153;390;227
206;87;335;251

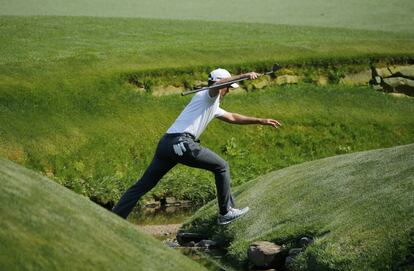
128;204;200;225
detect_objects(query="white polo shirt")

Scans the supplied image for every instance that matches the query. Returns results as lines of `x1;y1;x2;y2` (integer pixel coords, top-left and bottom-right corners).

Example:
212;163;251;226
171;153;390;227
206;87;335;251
167;90;227;139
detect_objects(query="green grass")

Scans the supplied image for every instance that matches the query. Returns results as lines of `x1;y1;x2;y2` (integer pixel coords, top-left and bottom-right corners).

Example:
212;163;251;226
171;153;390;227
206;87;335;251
183;144;414;270
0;157;206;271
1;80;414;205
1;16;413;82
1;3;413;269
1;0;414;34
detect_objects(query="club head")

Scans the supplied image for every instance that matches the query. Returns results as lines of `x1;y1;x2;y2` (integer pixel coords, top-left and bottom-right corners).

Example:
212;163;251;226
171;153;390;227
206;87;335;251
272;63;281;72
263;64;281;76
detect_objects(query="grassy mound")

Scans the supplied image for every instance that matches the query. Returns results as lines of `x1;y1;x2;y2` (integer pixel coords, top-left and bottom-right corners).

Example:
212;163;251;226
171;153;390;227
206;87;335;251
183;144;414;270
0;158;206;271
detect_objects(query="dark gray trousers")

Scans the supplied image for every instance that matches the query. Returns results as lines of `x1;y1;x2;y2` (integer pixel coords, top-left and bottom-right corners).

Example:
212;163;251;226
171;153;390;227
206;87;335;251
112;133;235;218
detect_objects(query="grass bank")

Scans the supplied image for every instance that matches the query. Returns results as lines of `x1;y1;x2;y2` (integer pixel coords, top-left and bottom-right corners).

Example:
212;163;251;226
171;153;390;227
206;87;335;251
183;144;414;270
0;157;206;271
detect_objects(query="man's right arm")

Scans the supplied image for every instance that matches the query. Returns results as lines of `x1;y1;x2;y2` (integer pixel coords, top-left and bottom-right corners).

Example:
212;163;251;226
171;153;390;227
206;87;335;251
217;112;282;128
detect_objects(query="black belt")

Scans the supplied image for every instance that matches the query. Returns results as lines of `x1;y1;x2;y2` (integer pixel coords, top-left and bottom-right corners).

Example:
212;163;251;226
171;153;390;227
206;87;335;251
165;132;196;140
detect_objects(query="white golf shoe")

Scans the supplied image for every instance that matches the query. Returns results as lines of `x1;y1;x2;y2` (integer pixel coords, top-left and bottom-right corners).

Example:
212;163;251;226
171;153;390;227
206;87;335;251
217;207;250;225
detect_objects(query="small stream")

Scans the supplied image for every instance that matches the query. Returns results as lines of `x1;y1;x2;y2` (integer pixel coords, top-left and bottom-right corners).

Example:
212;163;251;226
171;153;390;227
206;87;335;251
127;205;232;271
128;204;199;225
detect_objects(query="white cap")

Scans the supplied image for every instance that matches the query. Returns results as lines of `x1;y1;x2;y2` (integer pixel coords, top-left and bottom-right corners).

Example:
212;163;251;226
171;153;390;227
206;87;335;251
208;68;239;89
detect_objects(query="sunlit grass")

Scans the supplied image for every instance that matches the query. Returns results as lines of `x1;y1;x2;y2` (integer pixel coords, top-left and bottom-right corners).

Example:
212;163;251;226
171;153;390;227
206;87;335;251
0;157;206;271
1;16;413;81
2;0;414;35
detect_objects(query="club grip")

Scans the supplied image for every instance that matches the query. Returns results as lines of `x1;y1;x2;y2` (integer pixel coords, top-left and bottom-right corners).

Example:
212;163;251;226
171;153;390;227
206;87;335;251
181;88;208;96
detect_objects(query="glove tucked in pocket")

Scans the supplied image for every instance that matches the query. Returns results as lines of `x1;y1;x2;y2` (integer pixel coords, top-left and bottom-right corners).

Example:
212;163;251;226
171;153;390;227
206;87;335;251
173;142;187;156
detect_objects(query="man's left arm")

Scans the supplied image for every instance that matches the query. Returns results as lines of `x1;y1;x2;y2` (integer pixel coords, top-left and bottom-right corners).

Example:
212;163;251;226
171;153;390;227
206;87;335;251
217;112;282;128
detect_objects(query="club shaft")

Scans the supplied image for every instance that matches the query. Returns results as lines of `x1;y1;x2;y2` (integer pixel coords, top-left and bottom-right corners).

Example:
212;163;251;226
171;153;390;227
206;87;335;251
181;70;274;96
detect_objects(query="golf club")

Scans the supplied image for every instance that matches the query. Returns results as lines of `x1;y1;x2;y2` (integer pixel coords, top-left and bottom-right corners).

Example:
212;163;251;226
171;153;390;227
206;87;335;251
181;64;281;96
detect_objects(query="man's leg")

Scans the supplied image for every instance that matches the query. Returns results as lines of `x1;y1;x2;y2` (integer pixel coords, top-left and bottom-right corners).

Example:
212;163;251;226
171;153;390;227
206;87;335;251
179;146;235;215
112;157;176;219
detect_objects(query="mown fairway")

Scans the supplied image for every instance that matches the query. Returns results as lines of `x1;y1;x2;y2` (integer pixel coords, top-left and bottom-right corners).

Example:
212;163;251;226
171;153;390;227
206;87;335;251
183;144;414;270
0;157;206;271
2;0;414;34
1;16;413;82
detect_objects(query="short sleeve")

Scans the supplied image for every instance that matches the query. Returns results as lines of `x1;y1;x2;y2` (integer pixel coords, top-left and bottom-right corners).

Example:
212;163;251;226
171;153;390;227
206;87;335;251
214;107;227;118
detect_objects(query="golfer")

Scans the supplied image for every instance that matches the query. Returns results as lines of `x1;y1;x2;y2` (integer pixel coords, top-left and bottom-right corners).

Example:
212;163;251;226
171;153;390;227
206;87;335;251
112;68;282;225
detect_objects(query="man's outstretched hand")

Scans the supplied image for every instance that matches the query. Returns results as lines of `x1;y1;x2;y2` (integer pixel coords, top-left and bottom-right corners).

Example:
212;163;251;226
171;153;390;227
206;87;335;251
260;119;282;128
247;72;259;80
